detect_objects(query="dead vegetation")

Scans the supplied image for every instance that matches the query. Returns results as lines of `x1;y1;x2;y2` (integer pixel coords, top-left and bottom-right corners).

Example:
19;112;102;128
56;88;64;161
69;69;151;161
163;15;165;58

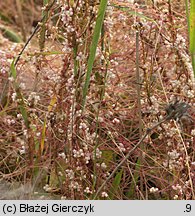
0;0;195;200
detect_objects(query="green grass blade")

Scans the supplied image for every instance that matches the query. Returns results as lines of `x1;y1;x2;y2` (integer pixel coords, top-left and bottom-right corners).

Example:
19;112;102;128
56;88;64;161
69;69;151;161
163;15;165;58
192;54;195;76
126;159;141;199
0;12;13;24
110;3;155;22
18;101;30;127
10;60;17;79
10;60;30;128
82;0;108;108
40;94;57;156
0;25;22;43
190;0;195;53
28;51;64;57
109;169;123;199
190;0;195;76
185;0;190;34
39;0;49;51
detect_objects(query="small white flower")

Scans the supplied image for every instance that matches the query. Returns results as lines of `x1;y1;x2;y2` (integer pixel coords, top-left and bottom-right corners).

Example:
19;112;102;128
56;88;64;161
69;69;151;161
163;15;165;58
58;171;63;176
43;184;52;192
191;129;195;136
101;162;107;169
84;187;92;194
19;145;25;154
118;143;126;152
36;132;41;137
168;150;180;160
101;192;108;198
61;196;67;200
19;82;26;90
191;161;195;166
11;92;17;101
59;152;66;159
65;169;74;179
8;77;14;82
94;148;102;159
98;117;104;122
58;128;64;134
149;187;159;193
112;118;120;124
69;181;81;191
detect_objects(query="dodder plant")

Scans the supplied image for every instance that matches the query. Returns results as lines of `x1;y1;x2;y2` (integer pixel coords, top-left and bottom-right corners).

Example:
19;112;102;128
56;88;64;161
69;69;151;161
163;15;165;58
0;0;195;200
